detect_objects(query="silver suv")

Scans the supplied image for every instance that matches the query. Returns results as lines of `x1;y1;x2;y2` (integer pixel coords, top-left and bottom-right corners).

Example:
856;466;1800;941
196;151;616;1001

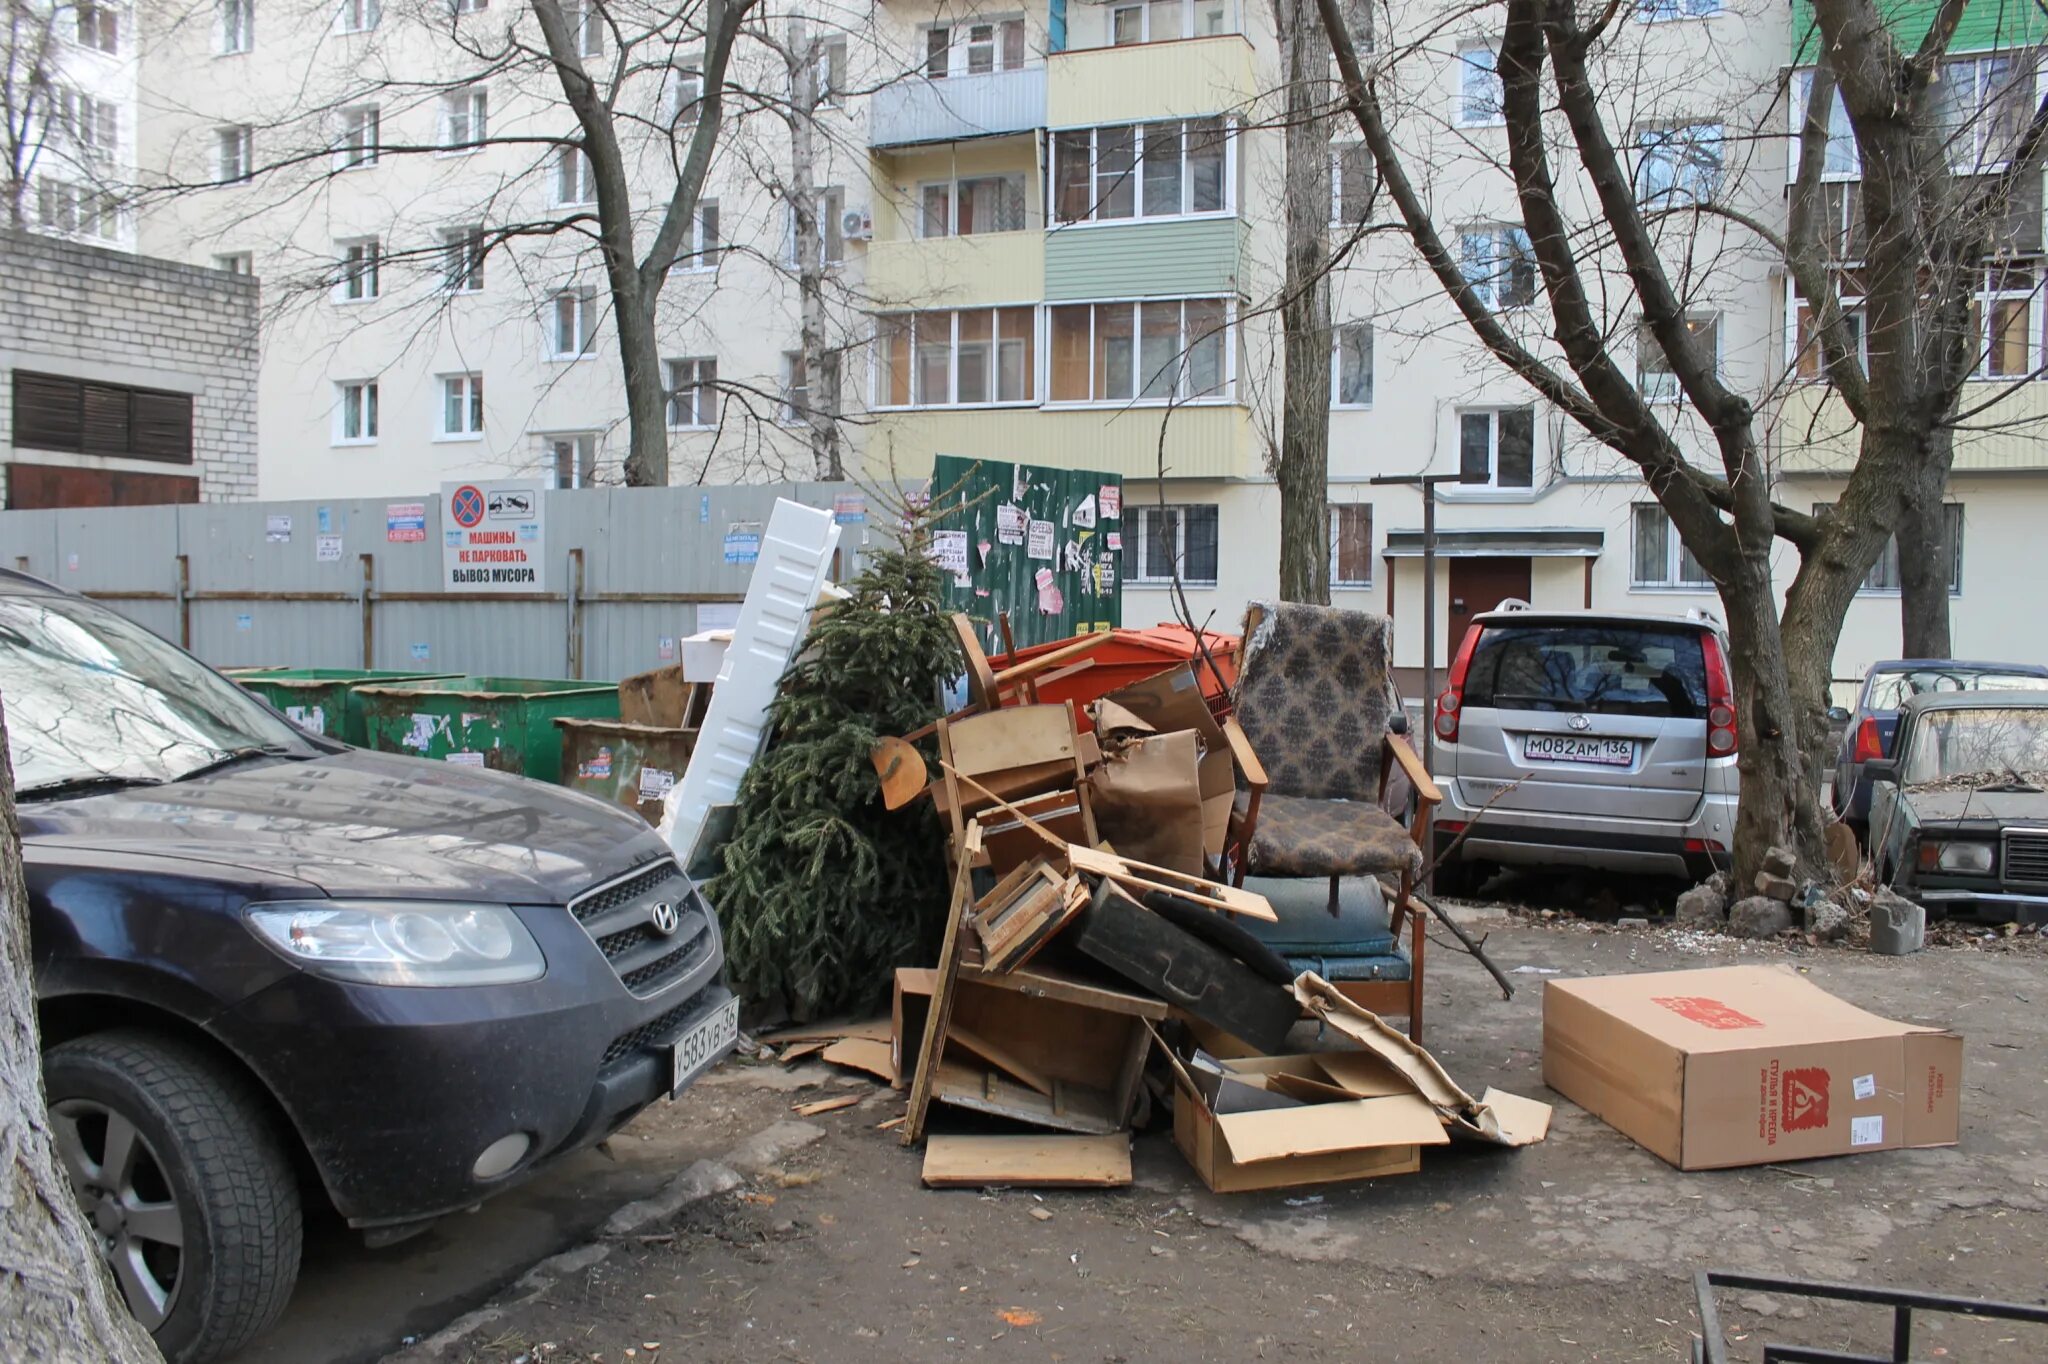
1429;603;1738;891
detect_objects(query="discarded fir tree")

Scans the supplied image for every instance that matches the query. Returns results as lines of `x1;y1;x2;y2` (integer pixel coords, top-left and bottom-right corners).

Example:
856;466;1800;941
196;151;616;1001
710;506;960;1019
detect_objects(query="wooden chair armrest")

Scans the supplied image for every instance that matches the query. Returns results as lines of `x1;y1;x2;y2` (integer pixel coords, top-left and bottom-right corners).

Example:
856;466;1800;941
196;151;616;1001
1383;730;1442;808
1221;716;1268;790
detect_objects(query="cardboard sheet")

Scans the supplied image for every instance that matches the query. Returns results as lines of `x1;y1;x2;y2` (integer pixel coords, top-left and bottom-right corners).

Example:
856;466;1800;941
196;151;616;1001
921;1133;1132;1188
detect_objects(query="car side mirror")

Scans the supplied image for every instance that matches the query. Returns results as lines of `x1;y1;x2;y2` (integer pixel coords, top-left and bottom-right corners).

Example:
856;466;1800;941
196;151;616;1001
1827;706;1851;724
1863;758;1898;786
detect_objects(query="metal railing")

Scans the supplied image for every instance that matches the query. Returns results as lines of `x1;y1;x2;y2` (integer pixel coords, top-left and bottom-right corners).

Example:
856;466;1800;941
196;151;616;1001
1692;1269;2048;1363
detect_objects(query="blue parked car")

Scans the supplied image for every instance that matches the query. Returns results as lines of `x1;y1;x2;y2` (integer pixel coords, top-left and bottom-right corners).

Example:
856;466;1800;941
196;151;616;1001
1832;659;2048;839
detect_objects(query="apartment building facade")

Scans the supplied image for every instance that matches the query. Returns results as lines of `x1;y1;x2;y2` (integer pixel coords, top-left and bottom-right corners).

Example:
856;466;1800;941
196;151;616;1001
16;0;141;249
124;0;2048;682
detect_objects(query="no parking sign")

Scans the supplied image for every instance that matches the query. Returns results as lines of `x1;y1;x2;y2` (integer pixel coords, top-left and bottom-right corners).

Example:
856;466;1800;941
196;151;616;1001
440;479;546;594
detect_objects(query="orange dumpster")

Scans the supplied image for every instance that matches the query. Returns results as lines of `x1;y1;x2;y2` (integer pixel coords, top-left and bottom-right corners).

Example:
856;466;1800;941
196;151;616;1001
999;625;1239;729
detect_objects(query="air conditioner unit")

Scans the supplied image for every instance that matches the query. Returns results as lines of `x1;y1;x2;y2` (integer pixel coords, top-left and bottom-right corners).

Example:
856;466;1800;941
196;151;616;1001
840;208;873;241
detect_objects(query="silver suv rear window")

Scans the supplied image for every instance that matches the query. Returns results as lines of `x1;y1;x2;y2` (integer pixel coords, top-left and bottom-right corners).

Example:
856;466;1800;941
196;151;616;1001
1463;624;1709;719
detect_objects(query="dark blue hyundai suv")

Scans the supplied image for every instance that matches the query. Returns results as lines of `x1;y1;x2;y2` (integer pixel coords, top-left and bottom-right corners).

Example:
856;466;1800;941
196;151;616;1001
6;569;735;1362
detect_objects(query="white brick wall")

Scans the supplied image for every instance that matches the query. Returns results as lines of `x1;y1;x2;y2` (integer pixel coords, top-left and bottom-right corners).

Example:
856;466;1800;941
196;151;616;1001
0;230;259;501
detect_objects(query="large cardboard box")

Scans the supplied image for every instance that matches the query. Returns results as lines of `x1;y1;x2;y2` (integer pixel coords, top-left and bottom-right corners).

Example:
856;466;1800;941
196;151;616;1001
1543;965;1963;1171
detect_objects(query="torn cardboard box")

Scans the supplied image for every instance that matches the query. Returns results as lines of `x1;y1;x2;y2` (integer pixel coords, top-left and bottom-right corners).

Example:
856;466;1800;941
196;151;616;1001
1095;665;1235;861
1086;723;1206;876
1542;964;1963;1170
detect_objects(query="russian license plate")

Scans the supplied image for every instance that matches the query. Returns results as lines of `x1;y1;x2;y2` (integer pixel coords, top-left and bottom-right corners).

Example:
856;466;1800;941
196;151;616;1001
1523;734;1635;767
670;996;740;1096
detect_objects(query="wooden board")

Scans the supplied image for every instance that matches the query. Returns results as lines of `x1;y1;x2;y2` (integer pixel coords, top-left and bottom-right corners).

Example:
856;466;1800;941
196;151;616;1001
904;824;983;1146
760;1018;893;1045
1067;844;1277;922
793;1094;863;1117
959;962;1171;1020
921;1133;1132;1188
931;1057;1124;1135
821;1037;895;1082
944;704;1077;778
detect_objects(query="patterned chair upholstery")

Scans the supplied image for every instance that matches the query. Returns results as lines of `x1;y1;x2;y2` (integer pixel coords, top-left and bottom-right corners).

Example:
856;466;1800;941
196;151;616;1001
1226;601;1439;1039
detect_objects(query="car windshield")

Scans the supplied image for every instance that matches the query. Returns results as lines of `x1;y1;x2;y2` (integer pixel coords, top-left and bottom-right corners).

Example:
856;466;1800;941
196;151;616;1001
1462;624;1708;718
0;592;308;793
1899;706;2048;786
1867;669;2048;711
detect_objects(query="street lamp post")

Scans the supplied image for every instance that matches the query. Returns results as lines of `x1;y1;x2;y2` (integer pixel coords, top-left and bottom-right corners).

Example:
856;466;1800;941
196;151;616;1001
1370;471;1478;774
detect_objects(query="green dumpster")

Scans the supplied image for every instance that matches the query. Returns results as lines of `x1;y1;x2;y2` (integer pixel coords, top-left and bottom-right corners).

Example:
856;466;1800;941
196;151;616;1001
237;669;461;746
355;676;620;783
556;719;698;824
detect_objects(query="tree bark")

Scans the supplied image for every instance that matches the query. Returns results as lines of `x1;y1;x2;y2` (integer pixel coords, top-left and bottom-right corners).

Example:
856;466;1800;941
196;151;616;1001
1895;434;1954;657
1274;0;1333;604
787;21;842;482
0;695;163;1363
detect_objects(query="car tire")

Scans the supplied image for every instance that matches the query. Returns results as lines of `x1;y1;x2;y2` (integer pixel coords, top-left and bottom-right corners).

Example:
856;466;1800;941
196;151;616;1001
42;1030;303;1364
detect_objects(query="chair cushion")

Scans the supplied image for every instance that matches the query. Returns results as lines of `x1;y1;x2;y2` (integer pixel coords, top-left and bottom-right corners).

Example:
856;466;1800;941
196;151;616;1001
1282;951;1411;982
1237;791;1424;881
1240;875;1397;956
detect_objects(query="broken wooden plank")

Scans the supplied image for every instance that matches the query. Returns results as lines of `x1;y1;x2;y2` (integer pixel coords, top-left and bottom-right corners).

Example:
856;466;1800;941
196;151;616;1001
958;961;1171;1020
921;1133;1132;1188
759;1018;893;1045
820;1037;894;1082
944;1019;1056;1098
930;1057;1124;1135
1067;844;1277;922
904;823;983;1147
793;1094;864;1117
777;1039;828;1064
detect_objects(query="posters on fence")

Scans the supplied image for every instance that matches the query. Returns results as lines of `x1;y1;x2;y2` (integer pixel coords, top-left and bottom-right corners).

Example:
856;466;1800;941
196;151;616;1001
387;503;427;543
441;480;546;594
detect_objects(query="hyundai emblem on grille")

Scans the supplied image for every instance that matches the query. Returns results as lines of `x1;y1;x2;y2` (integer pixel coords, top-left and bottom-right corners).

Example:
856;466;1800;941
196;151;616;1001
648;901;680;936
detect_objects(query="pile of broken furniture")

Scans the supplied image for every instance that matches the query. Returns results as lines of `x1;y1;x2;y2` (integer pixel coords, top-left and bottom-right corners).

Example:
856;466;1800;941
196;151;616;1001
867;602;1550;1191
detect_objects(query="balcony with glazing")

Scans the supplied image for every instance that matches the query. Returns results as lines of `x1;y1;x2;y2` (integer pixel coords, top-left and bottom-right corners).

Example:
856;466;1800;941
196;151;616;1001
870;22;1047;150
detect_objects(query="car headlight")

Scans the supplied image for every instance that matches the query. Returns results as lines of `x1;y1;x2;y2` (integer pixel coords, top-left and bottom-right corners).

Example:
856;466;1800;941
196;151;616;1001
245;901;546;986
1926;841;1996;875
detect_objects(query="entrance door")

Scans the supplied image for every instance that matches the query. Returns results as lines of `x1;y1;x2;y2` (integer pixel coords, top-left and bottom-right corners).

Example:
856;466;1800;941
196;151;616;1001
1446;556;1532;660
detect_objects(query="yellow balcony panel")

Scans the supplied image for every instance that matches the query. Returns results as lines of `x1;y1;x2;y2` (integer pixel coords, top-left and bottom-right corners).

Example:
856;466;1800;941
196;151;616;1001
864;232;1045;310
862;404;1255;480
1047;36;1258;126
1776;383;2048;475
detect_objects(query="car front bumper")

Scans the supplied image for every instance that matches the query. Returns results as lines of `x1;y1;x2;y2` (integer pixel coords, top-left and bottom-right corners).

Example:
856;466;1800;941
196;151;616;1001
1914;888;2048;925
215;901;732;1228
1434;778;1737;880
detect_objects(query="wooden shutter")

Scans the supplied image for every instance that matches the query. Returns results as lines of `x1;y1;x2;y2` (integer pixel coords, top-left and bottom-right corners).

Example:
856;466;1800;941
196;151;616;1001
79;382;132;455
11;371;86;451
130;390;194;463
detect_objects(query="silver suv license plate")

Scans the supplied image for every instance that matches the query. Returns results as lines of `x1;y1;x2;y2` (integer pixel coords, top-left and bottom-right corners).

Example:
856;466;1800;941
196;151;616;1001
1524;734;1634;766
671;996;740;1095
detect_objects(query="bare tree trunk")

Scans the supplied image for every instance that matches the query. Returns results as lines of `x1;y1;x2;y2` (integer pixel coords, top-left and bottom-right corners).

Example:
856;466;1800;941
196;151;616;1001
1895;434;1954;657
0;696;162;1364
614;288;672;487
1274;0;1332;604
786;22;841;481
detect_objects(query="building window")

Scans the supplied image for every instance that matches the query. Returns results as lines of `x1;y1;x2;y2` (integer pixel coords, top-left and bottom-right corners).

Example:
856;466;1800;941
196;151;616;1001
1330;142;1373;225
781;350;809;424
555;147;596;205
335;106;380;171
1330;504;1373;587
1937;53;2036;173
216;125;253;184
919;174;1027;237
441;225;486;291
1815;502;1965;593
548;290;598;359
1631;504;1711;588
1132;504;1219;586
1109;0;1232;45
36;180;117;239
440;373;484;438
219;0;253;54
875;307;1037;407
338;0;381;32
672;198;718;270
547;433;598;488
1048;298;1232;404
1638;0;1717;18
440;88;487;150
215;251;253;274
52;89;119;160
1790;282;1867;380
1636;314;1718;398
1635;122;1722;205
924;19;1026;77
11;371;193;463
1457;407;1535;489
668;357;718;427
564;0;603;56
1970;263;2036;378
786;186;845;265
669;56;702;126
1458;224;1535;310
1052;118;1230;224
335;237;380;302
451;0;487;13
335;380;379;444
1788;71;1859;180
1457;41;1501;126
815;35;847;106
1332;322;1373;407
75;3;118;52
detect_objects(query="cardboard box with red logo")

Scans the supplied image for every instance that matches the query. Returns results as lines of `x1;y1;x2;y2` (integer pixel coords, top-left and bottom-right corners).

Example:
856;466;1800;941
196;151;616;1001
1542;965;1962;1170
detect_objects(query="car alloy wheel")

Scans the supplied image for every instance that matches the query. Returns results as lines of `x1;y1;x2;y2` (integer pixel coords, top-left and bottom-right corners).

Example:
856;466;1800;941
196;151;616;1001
51;1097;186;1330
